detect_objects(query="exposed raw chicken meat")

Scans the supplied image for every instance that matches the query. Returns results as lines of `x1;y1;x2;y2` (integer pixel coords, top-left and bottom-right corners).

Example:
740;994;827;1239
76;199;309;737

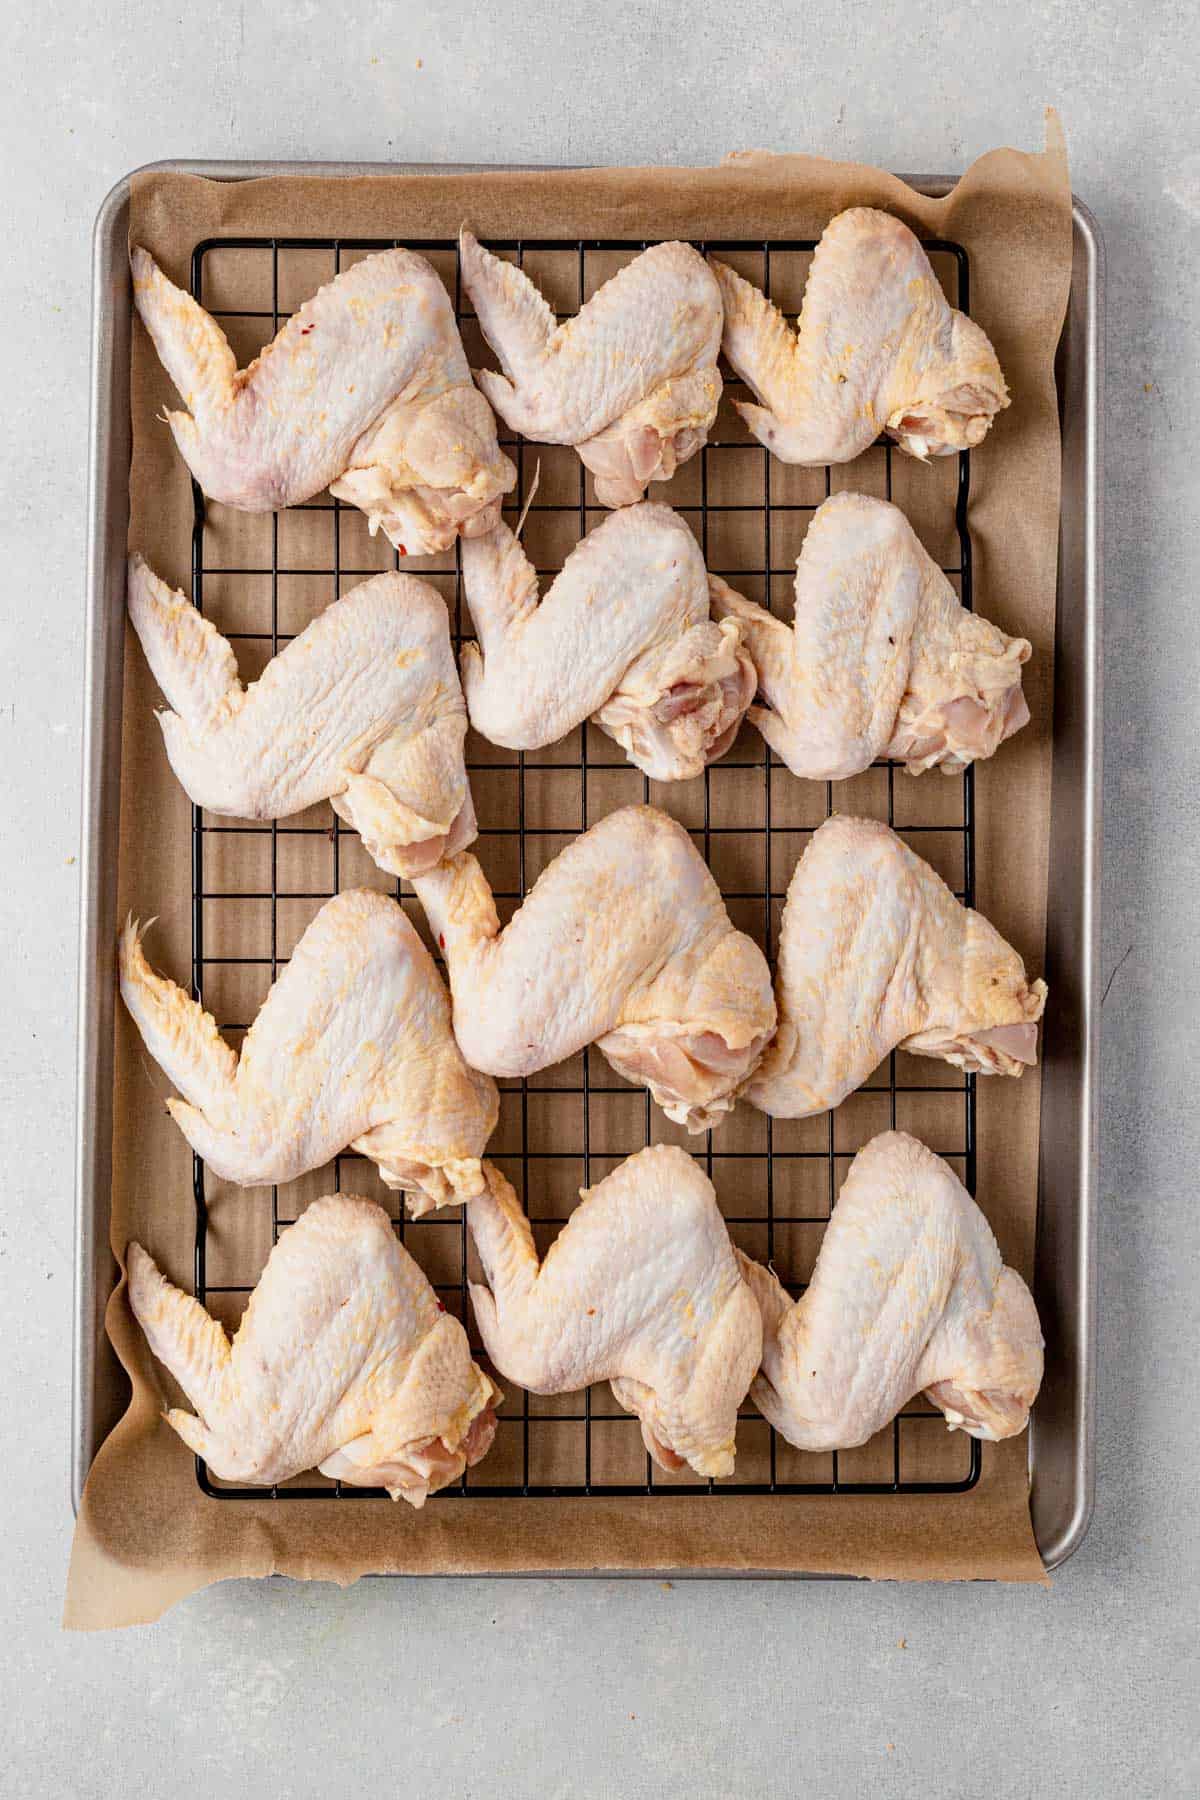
127;555;476;875
467;1148;761;1477
128;1194;499;1503
711;492;1030;778
711;208;1009;464
459;231;722;506
744;816;1046;1118
118;891;498;1213
131;244;515;552
460;504;754;777
738;1131;1043;1447
413;805;776;1131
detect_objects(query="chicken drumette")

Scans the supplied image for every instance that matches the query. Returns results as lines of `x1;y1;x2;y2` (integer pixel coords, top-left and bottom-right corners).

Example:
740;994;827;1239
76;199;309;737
131;244;514;553
460;231;722;506
128;1194;500;1503
467;1148;761;1478
413;805;776;1132
127;556;476;876
744;816;1046;1118
460;504;753;778
712;208;1009;464
738;1131;1043;1448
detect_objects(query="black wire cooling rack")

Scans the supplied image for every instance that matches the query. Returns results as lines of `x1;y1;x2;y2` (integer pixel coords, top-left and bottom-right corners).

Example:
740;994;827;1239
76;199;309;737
187;232;982;1501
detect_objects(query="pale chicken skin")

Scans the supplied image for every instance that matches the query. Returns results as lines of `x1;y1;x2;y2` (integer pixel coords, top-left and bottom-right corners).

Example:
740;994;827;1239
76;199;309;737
712;492;1031;779
467;1148;761;1477
460;504;754;778
460;230;722;506
128;1194;500;1503
712;208;1009;464
127;556;476;876
413;806;776;1132
738;1132;1044;1448
118;891;498;1213
131;244;515;553
745;816;1047;1118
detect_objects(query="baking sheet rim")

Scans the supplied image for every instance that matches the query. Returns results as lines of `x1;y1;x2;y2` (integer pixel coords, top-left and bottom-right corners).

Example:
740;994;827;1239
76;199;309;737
71;161;1101;1574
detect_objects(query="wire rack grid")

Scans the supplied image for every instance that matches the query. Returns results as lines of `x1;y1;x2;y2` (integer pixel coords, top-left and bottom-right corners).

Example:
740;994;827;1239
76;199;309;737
185;230;982;1501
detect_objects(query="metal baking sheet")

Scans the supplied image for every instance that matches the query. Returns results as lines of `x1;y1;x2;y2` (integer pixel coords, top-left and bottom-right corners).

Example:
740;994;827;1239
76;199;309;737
73;163;1101;1569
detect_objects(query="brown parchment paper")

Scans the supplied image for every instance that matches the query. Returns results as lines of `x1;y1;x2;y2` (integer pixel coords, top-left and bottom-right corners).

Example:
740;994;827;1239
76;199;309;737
66;116;1071;1628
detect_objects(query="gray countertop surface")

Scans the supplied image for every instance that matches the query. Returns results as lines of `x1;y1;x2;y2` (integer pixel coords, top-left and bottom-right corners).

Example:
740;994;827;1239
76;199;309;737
3;3;1197;1793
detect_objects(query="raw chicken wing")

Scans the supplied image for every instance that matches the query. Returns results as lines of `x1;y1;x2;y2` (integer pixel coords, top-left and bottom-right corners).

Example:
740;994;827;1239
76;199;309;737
467;1148;761;1477
461;503;753;777
711;208;1009;464
127;555;476;875
738;1131;1043;1447
414;805;776;1131
119;891;498;1213
460;231;722;506
128;1194;500;1503
745;816;1046;1117
711;492;1030;778
131;245;515;552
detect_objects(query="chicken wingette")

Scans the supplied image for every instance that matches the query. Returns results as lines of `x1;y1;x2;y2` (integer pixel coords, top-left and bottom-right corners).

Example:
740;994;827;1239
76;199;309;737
744;816;1046;1118
712;208;1008;464
467;1148;761;1478
460;504;753;778
128;1195;499;1503
738;1132;1043;1448
131;244;514;552
460;231;722;506
118;892;498;1213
